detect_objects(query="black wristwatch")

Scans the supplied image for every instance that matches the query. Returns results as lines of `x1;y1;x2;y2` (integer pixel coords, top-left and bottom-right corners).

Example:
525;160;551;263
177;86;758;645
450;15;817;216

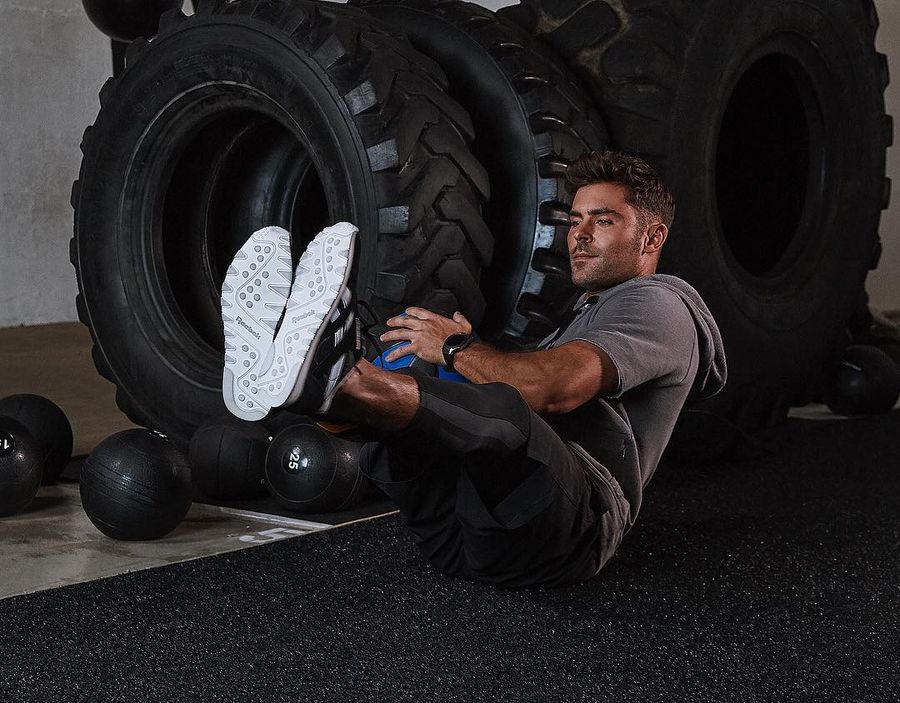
442;332;475;371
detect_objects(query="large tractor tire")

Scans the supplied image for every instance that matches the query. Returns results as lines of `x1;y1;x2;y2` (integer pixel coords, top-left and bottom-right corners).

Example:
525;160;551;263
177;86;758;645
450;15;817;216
354;0;609;342
502;0;893;428
71;0;491;445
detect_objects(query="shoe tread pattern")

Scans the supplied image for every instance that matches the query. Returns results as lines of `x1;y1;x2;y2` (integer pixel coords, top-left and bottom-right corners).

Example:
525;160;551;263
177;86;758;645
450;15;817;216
221;226;293;421
268;224;357;410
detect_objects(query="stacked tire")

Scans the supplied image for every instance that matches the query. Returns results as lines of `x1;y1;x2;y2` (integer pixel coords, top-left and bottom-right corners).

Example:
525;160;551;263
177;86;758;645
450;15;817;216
71;0;606;444
501;0;893;427
351;0;609;340
72;0;495;446
73;0;892;437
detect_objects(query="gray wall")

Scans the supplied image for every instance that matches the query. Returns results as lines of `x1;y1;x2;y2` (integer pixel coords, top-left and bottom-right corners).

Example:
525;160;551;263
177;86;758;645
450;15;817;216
0;0;109;327
866;0;900;311
0;0;897;327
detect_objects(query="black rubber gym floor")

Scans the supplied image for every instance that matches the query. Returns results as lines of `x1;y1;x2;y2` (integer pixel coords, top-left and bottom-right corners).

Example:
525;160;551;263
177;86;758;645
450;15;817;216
2;411;898;702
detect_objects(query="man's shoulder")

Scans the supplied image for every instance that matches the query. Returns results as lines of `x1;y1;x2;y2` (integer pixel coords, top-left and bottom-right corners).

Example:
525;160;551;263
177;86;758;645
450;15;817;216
598;274;697;308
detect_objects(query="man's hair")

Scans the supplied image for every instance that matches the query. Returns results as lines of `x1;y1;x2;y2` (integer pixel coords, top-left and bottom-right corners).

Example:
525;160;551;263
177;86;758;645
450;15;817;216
565;150;675;229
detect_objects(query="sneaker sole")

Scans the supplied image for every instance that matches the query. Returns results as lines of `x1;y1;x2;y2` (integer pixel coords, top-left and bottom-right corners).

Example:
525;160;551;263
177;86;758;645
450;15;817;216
221;225;293;421
262;222;358;410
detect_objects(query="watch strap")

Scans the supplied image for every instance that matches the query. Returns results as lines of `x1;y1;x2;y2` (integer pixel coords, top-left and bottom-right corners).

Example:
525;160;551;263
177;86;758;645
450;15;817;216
443;333;474;371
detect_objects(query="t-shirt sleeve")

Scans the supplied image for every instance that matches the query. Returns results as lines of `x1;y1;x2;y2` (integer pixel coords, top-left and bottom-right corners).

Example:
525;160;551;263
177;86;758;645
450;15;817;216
556;283;697;398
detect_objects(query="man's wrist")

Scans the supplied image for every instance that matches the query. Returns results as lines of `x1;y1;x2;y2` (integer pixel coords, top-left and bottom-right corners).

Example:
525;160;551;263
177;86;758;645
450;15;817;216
442;332;475;370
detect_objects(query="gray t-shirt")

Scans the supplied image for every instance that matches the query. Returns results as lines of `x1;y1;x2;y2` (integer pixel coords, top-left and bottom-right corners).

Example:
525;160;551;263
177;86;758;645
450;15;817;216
541;274;726;526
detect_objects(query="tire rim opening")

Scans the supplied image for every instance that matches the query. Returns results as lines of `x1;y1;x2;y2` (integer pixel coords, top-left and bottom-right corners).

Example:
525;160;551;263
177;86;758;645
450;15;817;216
161;110;328;351
716;54;818;278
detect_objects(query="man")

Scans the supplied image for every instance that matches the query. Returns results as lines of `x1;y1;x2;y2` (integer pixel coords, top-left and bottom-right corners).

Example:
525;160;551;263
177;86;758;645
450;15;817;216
222;150;727;588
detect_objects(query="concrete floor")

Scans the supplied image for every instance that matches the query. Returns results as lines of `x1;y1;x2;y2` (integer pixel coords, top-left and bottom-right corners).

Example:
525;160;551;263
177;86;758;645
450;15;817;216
1;482;338;600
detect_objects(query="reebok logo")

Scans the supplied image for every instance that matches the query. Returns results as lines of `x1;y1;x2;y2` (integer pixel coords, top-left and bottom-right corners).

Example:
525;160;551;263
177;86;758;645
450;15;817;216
291;310;316;324
236;316;260;340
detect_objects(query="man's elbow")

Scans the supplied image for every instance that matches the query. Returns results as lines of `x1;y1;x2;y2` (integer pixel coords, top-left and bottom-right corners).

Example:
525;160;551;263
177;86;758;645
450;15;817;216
516;383;569;415
538;392;589;415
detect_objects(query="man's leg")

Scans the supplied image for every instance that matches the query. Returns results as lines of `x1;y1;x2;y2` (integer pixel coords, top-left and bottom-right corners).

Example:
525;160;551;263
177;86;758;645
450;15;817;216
221;225;626;585
328;360;626;587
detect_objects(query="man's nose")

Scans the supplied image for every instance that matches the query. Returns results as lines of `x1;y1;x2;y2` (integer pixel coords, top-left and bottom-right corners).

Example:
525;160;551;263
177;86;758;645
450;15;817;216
572;223;590;242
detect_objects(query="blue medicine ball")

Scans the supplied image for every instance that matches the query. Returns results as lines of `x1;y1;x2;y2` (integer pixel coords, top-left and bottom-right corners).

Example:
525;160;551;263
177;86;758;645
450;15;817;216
373;341;468;383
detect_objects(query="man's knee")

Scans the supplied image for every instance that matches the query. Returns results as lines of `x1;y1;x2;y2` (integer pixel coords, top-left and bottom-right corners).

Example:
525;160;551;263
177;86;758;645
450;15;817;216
414;375;533;456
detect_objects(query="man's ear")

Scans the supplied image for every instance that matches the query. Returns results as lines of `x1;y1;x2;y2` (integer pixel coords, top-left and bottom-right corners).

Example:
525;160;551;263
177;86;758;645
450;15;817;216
643;222;668;254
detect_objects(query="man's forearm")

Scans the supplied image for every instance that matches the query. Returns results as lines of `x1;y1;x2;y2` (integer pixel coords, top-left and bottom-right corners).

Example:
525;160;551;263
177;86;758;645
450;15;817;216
377;306;609;413
450;342;556;410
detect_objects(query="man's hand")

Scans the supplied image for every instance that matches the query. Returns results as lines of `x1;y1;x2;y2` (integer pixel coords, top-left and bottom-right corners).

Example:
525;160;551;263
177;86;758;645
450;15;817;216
380;307;473;364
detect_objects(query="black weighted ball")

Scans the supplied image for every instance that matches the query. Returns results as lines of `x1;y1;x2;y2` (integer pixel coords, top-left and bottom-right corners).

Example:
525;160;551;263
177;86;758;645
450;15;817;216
266;424;369;513
824;345;900;416
0;417;43;517
82;0;183;42
0;394;73;482
263;408;317;438
189;418;269;500
80;429;192;540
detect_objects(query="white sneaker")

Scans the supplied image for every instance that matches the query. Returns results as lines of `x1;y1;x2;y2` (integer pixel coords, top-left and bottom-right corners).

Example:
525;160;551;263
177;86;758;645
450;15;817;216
221;222;361;421
221;226;293;421
267;222;360;413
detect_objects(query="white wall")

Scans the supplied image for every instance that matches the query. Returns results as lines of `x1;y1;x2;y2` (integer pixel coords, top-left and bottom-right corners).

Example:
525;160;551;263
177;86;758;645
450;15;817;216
0;0;109;327
0;0;897;327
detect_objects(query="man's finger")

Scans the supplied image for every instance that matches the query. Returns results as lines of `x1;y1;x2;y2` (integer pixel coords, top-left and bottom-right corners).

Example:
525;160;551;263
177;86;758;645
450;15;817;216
380;328;414;343
385;342;416;362
405;307;434;320
385;315;416;329
452;311;473;333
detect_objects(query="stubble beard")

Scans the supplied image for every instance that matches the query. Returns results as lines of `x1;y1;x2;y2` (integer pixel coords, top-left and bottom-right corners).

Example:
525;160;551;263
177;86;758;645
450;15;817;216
571;232;644;292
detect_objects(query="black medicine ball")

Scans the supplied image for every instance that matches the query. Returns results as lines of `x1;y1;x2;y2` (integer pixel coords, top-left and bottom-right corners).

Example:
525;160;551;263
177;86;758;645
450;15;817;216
80;429;192;540
266;424;368;514
0;417;43;517
824;345;900;416
0;394;73;482
189;418;269;500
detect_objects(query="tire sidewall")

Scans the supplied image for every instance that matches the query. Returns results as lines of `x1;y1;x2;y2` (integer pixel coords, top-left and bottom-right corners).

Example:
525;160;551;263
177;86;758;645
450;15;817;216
663;0;885;398
75;17;379;439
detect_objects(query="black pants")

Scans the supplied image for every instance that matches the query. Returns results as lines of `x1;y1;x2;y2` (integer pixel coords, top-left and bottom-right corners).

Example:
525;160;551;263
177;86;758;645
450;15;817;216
360;375;630;588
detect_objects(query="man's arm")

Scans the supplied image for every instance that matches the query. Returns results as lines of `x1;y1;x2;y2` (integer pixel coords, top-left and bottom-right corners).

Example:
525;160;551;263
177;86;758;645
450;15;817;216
451;341;617;414
379;307;618;414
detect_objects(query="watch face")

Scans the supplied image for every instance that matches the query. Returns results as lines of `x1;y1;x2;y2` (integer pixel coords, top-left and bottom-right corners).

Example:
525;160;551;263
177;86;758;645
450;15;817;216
445;333;469;348
443;333;473;370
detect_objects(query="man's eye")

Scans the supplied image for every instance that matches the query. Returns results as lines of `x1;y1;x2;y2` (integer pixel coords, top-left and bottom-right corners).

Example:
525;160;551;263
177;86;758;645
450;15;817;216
597;218;612;226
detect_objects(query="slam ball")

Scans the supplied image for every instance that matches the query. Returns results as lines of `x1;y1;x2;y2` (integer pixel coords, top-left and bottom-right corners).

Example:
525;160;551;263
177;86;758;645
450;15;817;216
263;408;317;439
374;340;468;383
266;424;369;513
82;0;183;42
0;394;73;482
0;418;43;517
824;345;900;416
189;419;269;500
80;429;192;540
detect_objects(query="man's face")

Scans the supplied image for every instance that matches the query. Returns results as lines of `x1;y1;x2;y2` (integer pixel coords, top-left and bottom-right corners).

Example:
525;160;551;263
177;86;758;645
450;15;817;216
567;182;647;293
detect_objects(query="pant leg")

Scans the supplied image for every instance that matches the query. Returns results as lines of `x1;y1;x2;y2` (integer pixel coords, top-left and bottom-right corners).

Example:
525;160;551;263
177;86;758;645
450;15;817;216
361;375;630;587
360;441;472;579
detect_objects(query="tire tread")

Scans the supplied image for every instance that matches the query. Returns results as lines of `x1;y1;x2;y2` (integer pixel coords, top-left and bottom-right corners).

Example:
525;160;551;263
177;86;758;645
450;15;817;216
71;0;492;442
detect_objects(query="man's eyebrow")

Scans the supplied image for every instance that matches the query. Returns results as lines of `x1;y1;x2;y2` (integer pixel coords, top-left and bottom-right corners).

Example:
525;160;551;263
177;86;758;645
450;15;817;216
568;207;622;218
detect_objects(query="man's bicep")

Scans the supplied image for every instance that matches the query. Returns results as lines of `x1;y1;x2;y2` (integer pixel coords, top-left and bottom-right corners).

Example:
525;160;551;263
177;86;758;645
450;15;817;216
575;288;696;394
552;340;620;400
